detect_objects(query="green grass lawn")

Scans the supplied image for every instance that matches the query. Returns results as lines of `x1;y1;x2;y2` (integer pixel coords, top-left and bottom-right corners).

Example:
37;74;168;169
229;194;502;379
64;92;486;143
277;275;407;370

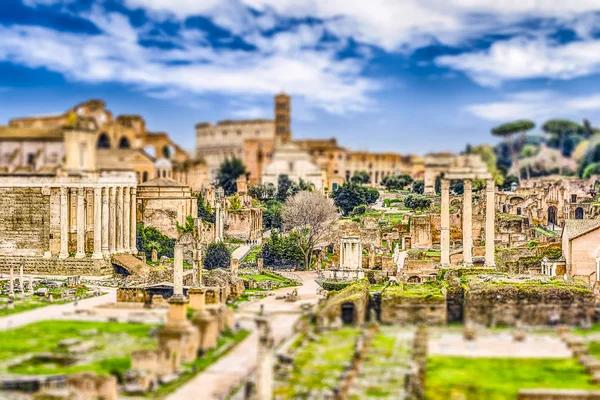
1;320;156;376
275;328;359;398
242;246;261;263
426;357;596;400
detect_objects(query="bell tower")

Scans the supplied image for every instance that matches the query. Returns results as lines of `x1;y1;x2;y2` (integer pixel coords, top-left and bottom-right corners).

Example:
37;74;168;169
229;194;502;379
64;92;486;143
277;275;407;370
274;93;291;144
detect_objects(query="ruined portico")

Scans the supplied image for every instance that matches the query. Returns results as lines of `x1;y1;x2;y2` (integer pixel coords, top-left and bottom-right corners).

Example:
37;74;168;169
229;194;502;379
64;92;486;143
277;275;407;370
440;155;495;267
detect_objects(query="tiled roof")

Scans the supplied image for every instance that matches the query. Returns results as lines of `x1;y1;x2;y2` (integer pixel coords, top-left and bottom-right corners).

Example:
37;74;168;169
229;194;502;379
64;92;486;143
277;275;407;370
138;177;188;187
563;219;600;241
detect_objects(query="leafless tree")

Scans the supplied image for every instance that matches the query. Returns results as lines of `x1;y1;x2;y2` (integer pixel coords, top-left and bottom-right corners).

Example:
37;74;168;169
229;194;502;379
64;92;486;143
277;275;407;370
281;191;339;269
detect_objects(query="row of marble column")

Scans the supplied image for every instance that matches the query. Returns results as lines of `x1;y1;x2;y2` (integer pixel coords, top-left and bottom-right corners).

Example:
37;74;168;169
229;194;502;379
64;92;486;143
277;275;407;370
58;186;137;259
440;178;495;267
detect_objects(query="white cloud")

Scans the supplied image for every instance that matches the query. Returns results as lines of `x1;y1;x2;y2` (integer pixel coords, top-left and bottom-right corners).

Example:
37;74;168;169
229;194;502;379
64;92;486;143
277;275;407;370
0;13;376;114
436;36;600;87
466;90;600;121
117;0;600;51
231;106;269;119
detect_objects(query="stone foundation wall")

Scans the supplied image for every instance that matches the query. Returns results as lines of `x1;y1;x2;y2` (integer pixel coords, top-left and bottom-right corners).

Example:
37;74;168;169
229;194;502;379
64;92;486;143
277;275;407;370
464;285;593;327
0;187;50;256
0;256;112;276
380;294;446;324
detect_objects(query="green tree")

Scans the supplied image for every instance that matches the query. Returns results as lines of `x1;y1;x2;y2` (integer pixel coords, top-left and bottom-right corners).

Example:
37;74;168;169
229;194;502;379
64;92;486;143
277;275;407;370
176;216;194;233
491;120;535;181
351;170;370;184
282;191;338;269
217;157;246;196
542;119;581;174
404;194;432;212
196;193;215;223
136;222;175;259
204;242;231;270
520;144;537;180
261;230;303;268
411;180;424;194
382;174;413;190
276;174;298;202
227;194;243;211
500;175;519;191
263;199;283;230
248;183;277;202
333;182;379;216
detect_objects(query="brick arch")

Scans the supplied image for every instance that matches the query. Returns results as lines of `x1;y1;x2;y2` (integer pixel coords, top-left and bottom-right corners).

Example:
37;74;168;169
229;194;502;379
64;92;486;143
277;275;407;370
96;132;111;149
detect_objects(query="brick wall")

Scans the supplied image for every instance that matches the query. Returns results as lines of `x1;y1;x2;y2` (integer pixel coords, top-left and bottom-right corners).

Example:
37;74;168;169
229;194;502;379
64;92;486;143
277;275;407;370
0;187;50;256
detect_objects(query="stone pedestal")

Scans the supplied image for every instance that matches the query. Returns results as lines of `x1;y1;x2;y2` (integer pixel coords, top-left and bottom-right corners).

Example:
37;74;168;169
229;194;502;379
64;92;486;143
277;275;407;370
257;258;264;274
188;287;206;311
191;295;218;353
230;258;239;275
158;296;199;365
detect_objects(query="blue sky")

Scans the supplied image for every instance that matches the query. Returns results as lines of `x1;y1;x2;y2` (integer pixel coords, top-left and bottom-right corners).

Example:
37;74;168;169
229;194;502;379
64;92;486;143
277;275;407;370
3;1;600;155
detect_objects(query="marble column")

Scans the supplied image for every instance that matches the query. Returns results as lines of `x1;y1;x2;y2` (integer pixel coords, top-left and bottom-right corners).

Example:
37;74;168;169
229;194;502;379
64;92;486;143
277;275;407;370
19;262;24;296
462;179;473;266
92;187;102;259
101;187;109;256
116;187;124;253
59;187;69;259
440;178;450;266
123;187;131;253
485;178;496;267
109;187;116;254
130;188;137;254
75;188;86;258
9;265;14;298
255;311;274;400
173;244;183;297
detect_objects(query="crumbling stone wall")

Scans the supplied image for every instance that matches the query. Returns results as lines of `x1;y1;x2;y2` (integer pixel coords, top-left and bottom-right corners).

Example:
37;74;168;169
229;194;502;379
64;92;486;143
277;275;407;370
410;215;432;249
379;284;446;324
0;256;112;276
0;187;50;256
225;208;262;242
317;280;370;328
464;276;593;327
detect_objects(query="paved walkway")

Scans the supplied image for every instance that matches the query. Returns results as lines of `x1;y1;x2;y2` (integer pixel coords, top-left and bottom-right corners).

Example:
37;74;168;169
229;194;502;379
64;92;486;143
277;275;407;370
0;288;116;331
231;244;251;262
429;331;571;358
168;271;320;400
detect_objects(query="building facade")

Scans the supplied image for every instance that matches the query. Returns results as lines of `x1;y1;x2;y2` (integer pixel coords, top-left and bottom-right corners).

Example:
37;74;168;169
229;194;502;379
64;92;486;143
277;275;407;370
8;99;209;190
0;118;137;275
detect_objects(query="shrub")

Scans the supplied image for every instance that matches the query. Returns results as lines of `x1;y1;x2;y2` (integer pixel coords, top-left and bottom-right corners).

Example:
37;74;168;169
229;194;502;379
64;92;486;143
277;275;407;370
136;222;175;259
321;280;352;291
351;204;366;216
204;242;231;270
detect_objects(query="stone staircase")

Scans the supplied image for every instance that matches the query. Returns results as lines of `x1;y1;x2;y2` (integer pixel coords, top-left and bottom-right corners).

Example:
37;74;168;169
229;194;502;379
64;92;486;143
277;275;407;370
0;255;112;276
111;254;149;276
